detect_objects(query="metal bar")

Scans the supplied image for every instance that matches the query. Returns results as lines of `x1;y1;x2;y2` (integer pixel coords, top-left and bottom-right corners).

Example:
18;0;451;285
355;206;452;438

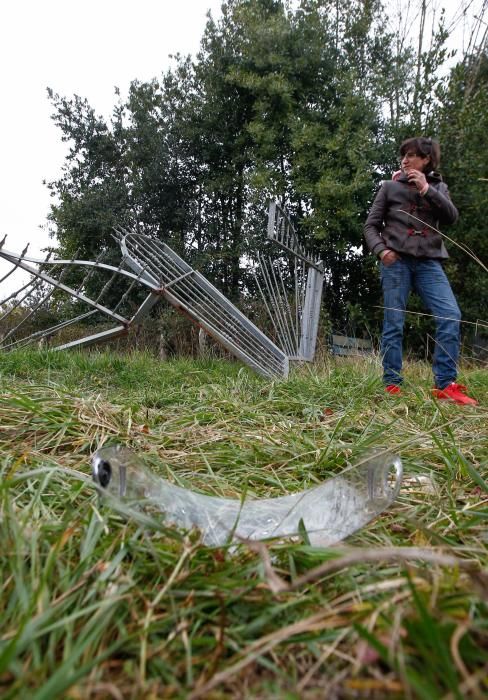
162;270;195;289
265;203;325;362
122;234;286;366
129;292;163;324
0;254;130;324
0;245;31;287
54;325;128;351
1;310;98;351
120;233;287;377
0;278;38;307
171;274;284;370
76;251;106;293
143;252;286;372
265;258;295;358
0;250;77;344
257;256;284;347
297;257;308;355
253;268;281;343
267;257;296;357
294;257;300;348
112;264;154;315
259;255;294;357
267;202;323;272
0;248;158;290
277;263;299;355
260;258;289;354
158;283;288;379
167;279;285;374
0;279;41;323
1;285;56;345
92;257;127;305
118;236;165;287
299;266;324;361
149;270;284;370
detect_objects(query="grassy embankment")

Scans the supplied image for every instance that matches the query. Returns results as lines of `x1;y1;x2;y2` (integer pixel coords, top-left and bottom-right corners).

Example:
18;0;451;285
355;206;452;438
0;349;487;699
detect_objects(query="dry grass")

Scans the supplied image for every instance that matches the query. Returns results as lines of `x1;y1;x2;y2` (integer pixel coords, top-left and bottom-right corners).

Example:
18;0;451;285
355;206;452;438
0;349;487;699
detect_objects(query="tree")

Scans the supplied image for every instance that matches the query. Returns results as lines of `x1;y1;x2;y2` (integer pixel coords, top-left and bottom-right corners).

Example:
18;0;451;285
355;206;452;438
47;0;480;340
436;48;488;337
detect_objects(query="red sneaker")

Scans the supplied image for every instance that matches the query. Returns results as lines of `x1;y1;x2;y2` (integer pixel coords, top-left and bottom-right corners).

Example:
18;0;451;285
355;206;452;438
385;384;402;395
432;383;478;406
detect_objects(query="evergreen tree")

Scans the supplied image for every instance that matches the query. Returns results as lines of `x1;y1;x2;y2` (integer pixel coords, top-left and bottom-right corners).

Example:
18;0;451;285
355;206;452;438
437;50;488;337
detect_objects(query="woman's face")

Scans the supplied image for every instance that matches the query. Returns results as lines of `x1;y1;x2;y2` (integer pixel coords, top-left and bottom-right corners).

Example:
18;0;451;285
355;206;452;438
401;150;431;174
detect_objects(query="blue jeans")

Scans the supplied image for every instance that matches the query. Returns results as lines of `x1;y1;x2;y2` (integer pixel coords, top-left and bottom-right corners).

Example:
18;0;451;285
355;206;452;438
380;257;461;389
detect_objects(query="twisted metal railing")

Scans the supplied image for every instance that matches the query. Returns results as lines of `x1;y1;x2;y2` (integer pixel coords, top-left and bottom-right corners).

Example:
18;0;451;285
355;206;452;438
0;204;323;376
254;202;324;361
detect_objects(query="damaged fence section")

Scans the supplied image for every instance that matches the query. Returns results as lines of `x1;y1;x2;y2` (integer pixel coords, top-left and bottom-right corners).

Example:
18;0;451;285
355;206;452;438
0;204;324;377
254;202;324;361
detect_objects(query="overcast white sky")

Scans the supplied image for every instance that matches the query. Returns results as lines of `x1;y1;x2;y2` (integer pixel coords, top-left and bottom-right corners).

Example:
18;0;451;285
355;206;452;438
0;0;482;278
0;0;223;271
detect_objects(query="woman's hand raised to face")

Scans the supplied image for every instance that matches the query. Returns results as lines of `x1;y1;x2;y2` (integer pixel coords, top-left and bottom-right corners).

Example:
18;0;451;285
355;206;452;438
406;168;428;192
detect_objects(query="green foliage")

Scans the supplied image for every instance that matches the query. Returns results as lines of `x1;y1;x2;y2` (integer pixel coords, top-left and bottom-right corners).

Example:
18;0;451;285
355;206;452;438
437;52;488;336
45;0;487;338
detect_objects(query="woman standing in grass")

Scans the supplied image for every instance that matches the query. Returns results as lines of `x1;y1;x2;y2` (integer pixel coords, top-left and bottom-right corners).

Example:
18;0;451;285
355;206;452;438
364;136;478;405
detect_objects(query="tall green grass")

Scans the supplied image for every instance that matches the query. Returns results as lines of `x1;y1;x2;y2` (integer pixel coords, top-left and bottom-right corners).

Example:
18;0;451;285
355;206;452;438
0;349;487;698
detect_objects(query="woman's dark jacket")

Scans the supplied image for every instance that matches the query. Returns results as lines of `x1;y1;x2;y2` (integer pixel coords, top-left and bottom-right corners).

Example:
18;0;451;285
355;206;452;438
363;171;458;259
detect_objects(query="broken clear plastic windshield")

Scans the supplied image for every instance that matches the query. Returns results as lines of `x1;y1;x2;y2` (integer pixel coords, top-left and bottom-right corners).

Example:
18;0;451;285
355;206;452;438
92;445;402;547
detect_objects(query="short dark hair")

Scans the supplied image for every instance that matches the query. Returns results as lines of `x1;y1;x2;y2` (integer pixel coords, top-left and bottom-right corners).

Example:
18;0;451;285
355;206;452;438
400;137;440;171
